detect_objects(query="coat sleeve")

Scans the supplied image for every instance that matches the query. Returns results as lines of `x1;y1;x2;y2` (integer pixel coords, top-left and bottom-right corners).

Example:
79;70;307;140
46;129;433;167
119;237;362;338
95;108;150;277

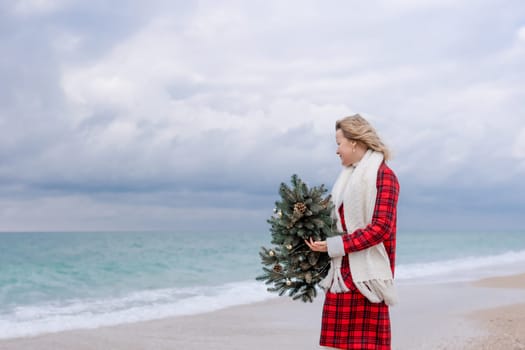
342;163;399;253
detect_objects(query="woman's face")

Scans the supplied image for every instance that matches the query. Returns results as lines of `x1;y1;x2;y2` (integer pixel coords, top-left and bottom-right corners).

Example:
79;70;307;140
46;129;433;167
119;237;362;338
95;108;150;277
336;129;358;167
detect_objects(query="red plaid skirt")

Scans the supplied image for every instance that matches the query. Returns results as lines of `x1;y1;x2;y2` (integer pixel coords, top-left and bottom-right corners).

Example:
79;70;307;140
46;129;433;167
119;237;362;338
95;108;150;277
320;290;391;349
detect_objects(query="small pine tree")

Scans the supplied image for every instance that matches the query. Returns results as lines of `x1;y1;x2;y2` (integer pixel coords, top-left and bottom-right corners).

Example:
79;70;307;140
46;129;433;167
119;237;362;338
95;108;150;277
256;174;338;302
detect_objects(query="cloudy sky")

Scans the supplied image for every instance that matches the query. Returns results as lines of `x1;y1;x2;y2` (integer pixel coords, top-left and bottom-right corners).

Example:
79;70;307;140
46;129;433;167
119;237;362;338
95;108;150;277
0;0;524;232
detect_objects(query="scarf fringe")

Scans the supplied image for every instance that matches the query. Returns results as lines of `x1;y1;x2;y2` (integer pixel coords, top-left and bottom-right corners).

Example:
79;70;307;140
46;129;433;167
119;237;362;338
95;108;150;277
320;256;350;293
320;258;398;306
355;279;398;306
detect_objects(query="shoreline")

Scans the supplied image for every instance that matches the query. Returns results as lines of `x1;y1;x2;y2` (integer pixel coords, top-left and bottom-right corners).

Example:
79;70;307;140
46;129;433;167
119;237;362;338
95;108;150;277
0;274;524;349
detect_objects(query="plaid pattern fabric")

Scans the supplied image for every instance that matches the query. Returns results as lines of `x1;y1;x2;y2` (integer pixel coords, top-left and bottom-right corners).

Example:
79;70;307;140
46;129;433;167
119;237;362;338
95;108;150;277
320;162;399;349
320;291;391;349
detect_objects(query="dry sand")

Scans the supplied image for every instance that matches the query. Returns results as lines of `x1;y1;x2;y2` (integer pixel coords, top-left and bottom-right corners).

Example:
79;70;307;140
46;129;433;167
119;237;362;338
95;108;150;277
464;273;525;350
0;273;524;350
465;303;525;350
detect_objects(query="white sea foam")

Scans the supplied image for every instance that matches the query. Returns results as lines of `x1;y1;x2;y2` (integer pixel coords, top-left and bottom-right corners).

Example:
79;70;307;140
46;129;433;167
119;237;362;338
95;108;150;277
396;249;525;283
0;280;275;339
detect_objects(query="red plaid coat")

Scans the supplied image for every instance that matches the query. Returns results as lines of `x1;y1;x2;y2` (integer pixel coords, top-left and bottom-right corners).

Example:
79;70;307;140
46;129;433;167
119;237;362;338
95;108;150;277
320;162;399;350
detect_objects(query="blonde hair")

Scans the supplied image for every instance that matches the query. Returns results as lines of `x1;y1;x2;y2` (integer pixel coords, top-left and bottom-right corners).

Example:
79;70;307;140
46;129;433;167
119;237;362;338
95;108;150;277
335;114;391;161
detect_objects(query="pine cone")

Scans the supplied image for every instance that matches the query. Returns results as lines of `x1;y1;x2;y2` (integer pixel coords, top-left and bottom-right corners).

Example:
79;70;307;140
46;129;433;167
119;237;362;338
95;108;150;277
293;202;307;215
305;272;313;284
273;264;283;273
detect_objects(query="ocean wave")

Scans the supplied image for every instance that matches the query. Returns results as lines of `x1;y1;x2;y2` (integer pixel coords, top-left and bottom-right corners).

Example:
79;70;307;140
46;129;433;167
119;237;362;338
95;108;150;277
0;280;275;340
2;249;525;339
396;249;525;282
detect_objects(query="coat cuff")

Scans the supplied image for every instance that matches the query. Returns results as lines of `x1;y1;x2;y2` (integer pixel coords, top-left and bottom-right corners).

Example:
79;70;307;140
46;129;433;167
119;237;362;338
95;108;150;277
326;236;345;258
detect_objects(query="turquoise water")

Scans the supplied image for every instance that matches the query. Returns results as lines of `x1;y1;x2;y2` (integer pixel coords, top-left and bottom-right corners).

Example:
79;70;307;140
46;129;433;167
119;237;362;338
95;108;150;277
398;230;525;264
0;230;524;338
1;231;264;306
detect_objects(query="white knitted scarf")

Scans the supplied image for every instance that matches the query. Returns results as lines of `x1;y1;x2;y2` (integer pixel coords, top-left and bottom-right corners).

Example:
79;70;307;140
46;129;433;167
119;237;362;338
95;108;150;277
320;150;398;306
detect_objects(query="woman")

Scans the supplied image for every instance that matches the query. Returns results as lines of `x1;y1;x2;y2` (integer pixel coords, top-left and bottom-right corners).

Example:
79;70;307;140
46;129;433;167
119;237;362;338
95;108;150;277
305;114;399;350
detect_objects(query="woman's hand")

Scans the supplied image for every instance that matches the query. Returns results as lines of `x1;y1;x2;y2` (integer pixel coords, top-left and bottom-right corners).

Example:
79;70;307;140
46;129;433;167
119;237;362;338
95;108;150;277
304;237;328;252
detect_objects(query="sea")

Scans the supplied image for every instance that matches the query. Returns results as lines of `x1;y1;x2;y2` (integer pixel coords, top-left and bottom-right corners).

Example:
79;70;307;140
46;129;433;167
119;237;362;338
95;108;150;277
1;230;525;339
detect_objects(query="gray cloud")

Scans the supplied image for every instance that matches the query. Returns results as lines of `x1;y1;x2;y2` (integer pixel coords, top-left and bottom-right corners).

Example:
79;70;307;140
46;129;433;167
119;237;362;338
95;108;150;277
1;0;524;231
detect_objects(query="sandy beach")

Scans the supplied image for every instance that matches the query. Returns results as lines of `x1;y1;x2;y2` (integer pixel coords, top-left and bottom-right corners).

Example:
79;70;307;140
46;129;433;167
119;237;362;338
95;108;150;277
464;273;525;350
1;273;524;350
